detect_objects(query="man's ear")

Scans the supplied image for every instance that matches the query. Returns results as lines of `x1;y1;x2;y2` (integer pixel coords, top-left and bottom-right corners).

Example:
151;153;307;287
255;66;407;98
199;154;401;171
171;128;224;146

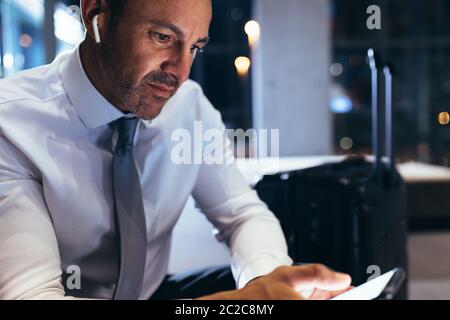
81;0;110;43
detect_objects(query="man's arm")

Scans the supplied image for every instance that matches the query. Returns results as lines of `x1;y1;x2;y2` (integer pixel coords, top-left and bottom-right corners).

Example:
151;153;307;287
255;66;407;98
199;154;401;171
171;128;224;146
191;157;353;299
192;156;294;289
0;176;65;300
0;134;91;300
190;87;352;300
191;90;293;289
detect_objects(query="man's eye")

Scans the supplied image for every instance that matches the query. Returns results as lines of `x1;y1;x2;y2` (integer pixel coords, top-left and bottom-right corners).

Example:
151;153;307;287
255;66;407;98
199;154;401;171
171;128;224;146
153;32;171;43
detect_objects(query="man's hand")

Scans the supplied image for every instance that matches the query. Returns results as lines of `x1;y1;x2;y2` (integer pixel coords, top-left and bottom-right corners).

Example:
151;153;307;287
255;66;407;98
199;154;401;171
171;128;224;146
198;264;352;300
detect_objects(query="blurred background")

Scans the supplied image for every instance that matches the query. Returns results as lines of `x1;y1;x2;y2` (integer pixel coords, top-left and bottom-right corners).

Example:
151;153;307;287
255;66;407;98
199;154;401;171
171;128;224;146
1;0;450;299
1;0;449;163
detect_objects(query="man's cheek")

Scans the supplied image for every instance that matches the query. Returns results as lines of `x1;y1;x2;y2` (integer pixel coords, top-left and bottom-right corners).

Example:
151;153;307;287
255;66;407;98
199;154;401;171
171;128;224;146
127;68;152;87
137;65;158;83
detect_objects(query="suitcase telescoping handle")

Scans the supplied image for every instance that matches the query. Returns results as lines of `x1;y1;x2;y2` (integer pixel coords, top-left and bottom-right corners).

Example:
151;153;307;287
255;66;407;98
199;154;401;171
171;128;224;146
368;49;383;178
367;49;395;183
383;64;394;173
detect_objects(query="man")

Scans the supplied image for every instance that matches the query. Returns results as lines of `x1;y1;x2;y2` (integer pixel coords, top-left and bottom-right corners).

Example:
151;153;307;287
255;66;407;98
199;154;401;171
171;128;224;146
0;0;351;300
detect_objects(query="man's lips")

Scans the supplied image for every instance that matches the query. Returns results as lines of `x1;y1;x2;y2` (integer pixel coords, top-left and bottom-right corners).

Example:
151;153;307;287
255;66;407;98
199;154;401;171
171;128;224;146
147;83;175;98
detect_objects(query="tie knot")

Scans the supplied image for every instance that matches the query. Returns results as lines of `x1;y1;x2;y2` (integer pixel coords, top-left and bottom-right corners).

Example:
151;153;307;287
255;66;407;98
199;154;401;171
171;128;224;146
112;117;139;149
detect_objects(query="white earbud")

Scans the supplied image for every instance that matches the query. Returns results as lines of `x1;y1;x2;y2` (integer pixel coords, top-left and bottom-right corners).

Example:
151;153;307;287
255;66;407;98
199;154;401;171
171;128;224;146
92;15;101;44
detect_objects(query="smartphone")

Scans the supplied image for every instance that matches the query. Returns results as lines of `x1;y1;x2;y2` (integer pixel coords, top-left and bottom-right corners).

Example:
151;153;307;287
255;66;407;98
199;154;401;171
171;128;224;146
331;268;406;300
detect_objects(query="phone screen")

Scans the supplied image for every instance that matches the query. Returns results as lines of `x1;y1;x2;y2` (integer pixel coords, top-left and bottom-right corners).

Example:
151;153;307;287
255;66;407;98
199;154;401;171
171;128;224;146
331;269;398;300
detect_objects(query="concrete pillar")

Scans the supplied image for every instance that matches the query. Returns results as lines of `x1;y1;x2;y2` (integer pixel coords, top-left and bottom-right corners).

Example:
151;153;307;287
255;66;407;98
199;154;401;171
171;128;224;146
252;0;332;156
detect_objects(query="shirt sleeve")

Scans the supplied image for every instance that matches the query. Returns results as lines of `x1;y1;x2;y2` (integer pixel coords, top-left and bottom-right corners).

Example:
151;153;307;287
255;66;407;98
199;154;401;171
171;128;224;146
0;133;92;300
191;87;293;289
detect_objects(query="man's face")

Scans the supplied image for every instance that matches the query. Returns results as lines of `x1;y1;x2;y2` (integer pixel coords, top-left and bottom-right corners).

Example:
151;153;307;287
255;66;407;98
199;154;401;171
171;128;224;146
99;0;212;120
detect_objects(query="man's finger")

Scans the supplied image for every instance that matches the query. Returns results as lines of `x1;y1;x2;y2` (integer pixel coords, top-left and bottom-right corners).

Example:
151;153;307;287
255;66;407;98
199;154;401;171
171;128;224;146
285;264;352;292
308;286;354;300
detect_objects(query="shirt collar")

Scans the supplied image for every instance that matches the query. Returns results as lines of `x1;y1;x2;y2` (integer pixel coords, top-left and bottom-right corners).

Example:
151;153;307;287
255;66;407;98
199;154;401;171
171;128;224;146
59;44;126;129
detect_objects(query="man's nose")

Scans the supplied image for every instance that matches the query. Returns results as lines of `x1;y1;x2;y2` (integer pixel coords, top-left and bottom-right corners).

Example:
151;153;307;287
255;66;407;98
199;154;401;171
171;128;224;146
161;47;193;84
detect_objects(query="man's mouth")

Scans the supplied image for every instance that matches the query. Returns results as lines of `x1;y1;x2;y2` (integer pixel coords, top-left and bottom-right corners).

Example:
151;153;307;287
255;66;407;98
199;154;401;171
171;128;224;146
147;83;175;99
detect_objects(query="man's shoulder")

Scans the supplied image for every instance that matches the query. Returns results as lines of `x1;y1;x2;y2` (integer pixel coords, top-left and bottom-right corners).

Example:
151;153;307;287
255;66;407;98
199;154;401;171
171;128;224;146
0;55;67;108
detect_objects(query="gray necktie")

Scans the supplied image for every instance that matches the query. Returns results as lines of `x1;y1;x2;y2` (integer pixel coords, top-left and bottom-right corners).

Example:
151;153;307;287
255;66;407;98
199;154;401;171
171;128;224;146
111;117;147;300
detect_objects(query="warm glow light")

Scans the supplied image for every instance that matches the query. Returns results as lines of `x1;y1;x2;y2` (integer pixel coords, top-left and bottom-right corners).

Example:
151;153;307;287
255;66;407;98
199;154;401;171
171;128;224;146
244;20;260;47
19;33;33;48
438;112;450;125
235;56;251;77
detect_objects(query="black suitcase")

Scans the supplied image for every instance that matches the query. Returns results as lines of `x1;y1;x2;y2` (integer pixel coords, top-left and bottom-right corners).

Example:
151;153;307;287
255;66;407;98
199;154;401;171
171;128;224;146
255;49;408;298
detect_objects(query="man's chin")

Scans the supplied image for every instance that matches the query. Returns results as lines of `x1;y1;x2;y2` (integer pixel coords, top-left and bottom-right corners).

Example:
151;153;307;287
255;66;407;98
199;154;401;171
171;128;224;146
134;102;167;121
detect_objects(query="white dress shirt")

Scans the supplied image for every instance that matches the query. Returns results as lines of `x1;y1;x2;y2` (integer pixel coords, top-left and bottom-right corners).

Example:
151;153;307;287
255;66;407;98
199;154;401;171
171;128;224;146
0;45;292;300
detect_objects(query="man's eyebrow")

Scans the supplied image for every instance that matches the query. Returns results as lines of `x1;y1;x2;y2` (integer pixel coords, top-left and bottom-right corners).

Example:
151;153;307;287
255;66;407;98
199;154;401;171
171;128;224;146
148;20;210;45
148;20;185;38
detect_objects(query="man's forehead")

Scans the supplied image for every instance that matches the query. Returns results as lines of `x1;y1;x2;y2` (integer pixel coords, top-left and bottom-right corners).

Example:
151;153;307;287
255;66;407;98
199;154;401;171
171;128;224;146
126;0;212;34
126;0;212;21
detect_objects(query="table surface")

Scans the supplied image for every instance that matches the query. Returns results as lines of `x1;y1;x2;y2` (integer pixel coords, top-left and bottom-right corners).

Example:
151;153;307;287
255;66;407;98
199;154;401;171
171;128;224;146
235;156;450;185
